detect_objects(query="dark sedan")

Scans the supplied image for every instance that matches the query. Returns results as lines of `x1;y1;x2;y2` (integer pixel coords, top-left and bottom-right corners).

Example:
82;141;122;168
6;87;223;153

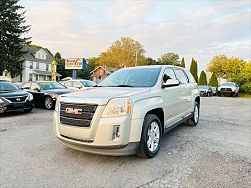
198;85;213;97
0;80;33;113
21;81;74;110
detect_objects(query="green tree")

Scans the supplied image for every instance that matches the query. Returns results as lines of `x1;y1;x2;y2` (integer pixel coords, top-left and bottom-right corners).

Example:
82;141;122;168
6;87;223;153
54;53;71;79
190;58;198;83
98;37;145;68
145;57;157;65
180;57;185;68
158;52;179;66
198;71;207;85
208;72;218;87
77;57;97;79
0;0;31;77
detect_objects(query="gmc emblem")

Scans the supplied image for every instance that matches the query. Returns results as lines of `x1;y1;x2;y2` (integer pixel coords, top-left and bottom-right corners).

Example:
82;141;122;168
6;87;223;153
65;108;82;115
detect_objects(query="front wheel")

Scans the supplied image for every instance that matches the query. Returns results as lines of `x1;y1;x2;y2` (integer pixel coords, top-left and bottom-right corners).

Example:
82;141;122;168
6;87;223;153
137;114;162;158
186;102;199;126
44;96;54;110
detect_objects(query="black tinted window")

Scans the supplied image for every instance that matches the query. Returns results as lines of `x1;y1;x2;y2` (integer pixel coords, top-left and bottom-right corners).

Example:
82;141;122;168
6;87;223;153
174;69;188;84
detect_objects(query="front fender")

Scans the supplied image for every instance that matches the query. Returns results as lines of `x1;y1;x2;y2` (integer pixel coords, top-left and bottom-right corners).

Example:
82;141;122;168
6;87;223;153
131;96;163;119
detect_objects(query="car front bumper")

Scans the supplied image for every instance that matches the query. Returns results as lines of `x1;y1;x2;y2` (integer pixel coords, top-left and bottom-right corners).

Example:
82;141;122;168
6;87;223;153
0;100;33;113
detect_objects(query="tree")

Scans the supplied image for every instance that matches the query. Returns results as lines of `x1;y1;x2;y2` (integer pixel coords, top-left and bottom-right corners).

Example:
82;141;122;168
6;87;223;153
190;58;198;83
198;71;207;85
208;72;218;87
0;0;31;77
180;57;185;68
77;57;97;79
158;52;179;66
98;37;145;68
145;57;157;65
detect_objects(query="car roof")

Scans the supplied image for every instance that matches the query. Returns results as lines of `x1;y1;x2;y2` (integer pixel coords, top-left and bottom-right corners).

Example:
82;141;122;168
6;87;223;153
119;65;184;70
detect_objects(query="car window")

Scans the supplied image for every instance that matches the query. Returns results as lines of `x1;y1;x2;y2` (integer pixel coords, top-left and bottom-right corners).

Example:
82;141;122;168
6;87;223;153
184;70;196;83
80;80;96;87
0;82;18;92
21;83;31;90
73;81;82;88
163;68;176;83
64;81;72;87
31;83;40;90
174;69;188;84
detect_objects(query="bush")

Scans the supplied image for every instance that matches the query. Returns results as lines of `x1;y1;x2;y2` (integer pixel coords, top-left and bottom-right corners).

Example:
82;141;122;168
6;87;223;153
240;83;251;94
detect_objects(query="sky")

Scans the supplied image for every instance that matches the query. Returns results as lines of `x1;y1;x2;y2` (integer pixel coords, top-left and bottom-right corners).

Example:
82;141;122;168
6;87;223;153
20;0;251;71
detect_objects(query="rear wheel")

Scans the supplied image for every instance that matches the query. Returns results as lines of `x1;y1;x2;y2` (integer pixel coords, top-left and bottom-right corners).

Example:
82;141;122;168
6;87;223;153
137;114;162;158
186;102;199;126
44;96;54;110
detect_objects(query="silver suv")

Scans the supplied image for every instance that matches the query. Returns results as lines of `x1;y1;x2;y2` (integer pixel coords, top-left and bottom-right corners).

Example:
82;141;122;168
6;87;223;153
53;65;200;158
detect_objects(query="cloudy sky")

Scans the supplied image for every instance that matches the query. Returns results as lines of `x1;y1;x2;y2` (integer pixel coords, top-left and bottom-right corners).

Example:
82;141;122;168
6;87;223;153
20;0;251;71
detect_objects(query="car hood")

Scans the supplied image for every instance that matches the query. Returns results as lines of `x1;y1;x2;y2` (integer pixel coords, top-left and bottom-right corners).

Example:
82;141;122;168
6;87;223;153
60;87;150;105
0;90;29;97
44;89;74;95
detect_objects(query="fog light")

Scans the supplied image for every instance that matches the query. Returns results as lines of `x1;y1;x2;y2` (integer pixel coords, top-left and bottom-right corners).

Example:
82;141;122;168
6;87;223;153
113;125;120;139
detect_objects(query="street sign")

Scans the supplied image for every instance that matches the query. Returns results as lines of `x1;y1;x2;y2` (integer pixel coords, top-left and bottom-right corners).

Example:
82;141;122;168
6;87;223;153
65;58;83;70
51;59;57;81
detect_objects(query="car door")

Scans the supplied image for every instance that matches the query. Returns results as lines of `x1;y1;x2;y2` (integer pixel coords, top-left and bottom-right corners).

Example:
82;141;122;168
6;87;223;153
174;69;191;115
162;68;182;127
31;82;44;106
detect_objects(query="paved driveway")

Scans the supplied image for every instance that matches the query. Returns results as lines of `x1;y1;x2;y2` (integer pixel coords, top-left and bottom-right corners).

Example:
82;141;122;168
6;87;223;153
0;97;251;188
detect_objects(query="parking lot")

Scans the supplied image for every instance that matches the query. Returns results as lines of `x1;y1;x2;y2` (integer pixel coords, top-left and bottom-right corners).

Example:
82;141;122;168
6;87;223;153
0;97;251;188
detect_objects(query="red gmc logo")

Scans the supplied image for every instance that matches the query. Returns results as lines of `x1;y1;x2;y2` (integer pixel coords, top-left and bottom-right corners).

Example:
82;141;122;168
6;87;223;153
65;108;82;115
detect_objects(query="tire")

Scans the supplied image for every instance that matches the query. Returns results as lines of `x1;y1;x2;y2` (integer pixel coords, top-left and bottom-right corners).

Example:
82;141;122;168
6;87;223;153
44;96;54;110
186;102;199;126
137;114;162;158
236;92;238;97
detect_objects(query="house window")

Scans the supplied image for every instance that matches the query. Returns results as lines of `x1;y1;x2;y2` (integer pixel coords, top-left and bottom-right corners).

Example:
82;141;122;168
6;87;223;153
30;62;33;69
46;64;49;71
36;75;39;80
36;63;39;69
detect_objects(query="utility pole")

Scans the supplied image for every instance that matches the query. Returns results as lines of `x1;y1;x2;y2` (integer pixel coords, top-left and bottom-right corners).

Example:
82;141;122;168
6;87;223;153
135;51;138;66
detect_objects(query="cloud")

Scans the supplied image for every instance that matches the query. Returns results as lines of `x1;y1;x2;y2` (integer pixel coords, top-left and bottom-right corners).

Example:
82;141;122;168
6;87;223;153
20;0;251;72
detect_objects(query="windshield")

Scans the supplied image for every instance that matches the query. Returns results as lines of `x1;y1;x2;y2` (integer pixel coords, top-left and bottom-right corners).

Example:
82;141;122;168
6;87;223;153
99;67;161;87
0;82;18;92
80;80;96;87
198;85;209;89
221;82;235;86
39;82;65;90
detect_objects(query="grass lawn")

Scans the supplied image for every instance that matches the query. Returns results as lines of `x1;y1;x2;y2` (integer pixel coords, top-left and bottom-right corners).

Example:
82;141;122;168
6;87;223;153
238;93;251;98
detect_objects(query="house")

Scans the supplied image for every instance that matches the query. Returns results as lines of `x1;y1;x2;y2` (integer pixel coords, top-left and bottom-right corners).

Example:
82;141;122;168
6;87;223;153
0;46;61;83
90;66;118;83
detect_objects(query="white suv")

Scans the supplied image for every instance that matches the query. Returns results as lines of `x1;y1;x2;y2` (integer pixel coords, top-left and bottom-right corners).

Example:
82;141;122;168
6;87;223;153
53;65;200;158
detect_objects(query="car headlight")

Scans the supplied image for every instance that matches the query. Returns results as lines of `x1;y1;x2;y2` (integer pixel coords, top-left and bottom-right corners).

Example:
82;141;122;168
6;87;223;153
0;98;4;104
232;88;236;92
102;98;131;117
27;93;33;101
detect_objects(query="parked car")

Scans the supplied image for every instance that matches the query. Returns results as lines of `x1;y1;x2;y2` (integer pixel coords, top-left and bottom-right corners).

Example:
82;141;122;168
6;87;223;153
21;81;74;110
218;82;239;97
211;86;217;96
198;85;213;96
53;65;200;158
0;80;33;113
63;79;96;90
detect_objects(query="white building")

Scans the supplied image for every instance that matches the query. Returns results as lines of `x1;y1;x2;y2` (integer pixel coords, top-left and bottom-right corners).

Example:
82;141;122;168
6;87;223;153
0;46;61;83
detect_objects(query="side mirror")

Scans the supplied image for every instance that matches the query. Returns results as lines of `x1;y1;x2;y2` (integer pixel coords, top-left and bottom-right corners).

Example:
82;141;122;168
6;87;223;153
162;79;180;88
34;87;40;92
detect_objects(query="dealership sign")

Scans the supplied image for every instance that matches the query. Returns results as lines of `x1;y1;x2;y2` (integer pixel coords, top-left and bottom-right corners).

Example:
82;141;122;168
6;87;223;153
65;58;83;70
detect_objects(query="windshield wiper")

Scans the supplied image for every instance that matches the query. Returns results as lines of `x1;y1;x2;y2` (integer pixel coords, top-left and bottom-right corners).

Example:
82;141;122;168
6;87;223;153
112;85;134;87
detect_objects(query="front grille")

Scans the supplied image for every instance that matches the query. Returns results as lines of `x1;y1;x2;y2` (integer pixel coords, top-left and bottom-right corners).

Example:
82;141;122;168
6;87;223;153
220;88;232;92
5;96;27;103
60;102;97;127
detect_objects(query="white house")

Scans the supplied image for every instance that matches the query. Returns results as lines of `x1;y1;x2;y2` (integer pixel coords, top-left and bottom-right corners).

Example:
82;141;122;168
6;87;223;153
0;46;61;83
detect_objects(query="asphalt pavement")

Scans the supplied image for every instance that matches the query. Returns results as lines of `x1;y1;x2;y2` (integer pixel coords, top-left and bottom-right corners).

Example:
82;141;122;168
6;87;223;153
0;97;251;188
